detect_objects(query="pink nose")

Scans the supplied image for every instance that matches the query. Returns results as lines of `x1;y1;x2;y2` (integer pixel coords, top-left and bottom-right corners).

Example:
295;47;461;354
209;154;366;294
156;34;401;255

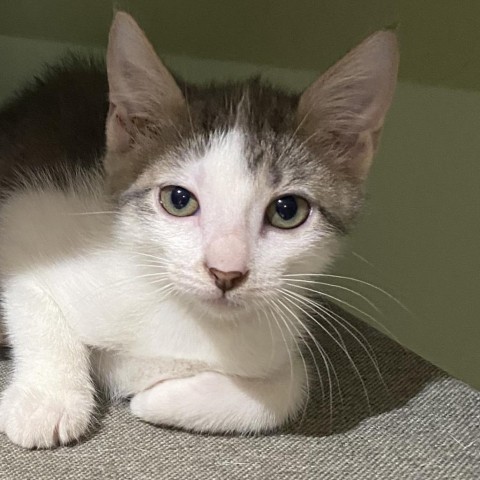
209;268;248;292
205;234;248;274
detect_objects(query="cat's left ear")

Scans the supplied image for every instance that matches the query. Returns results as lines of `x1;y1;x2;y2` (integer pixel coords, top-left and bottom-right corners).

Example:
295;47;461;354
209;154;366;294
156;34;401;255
297;30;399;181
106;12;185;153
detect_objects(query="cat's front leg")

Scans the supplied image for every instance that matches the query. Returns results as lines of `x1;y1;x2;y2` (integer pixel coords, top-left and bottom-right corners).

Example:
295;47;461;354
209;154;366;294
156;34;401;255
130;361;306;434
91;350;210;398
0;280;94;449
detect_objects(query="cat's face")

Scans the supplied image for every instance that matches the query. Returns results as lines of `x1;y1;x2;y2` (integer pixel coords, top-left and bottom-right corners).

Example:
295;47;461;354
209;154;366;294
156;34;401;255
105;13;398;318
117;127;347;315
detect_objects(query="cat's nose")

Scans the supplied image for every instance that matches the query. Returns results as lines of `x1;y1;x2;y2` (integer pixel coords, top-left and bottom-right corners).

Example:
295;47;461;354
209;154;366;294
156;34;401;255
209;268;248;292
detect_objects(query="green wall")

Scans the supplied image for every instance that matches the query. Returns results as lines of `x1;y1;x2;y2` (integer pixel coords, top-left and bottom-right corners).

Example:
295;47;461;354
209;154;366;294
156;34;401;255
2;0;480;92
1;2;479;389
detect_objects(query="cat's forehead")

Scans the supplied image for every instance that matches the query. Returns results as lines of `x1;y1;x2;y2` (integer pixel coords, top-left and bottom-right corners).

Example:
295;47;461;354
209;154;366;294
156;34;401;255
132;80;322;190
145;125;314;197
190;129;250;184
145;128;270;196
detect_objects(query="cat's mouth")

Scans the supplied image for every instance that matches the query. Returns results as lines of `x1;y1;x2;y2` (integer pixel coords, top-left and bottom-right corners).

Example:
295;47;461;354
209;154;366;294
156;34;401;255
201;294;244;311
204;296;235;307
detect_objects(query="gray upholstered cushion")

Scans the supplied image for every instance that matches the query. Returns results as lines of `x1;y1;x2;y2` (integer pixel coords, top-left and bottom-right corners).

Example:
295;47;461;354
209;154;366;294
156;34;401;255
1;315;479;479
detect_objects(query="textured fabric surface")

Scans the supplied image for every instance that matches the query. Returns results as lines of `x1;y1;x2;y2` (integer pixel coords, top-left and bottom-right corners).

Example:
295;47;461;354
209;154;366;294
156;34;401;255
0;316;479;480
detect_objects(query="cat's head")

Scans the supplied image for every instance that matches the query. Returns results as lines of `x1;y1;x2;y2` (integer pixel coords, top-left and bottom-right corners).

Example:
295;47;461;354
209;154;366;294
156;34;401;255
104;12;398;317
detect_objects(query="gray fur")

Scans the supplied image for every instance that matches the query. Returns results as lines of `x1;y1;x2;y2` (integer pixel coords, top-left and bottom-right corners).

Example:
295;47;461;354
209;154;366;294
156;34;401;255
0;56;108;196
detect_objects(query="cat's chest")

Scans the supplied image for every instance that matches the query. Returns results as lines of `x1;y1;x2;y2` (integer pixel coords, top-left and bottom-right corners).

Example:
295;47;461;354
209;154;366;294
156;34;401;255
52;253;290;378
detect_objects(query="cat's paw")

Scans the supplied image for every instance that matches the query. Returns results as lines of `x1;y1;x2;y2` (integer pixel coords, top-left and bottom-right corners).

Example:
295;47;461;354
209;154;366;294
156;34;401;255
0;383;94;449
130;371;297;433
130;372;228;432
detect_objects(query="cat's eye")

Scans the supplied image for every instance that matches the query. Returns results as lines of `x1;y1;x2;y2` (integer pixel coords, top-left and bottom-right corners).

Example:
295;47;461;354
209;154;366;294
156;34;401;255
266;195;310;229
159;186;199;217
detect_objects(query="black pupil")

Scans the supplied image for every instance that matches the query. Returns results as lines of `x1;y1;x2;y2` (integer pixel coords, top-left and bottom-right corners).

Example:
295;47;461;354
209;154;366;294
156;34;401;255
276;196;298;221
170;187;191;209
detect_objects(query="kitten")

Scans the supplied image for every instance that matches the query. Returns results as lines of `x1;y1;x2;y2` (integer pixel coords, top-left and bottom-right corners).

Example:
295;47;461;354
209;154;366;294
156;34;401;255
0;12;398;448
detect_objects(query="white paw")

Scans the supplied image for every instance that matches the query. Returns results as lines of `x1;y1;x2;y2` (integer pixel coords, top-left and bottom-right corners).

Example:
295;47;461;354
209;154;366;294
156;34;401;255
130;371;297;434
0;383;94;449
130;372;224;432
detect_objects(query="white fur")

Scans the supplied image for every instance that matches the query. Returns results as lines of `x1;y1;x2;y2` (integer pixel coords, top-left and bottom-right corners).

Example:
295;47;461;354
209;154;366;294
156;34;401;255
0;130;337;448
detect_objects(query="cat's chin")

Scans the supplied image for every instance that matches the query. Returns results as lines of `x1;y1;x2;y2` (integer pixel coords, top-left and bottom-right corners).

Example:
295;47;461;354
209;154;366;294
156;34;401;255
198;295;248;317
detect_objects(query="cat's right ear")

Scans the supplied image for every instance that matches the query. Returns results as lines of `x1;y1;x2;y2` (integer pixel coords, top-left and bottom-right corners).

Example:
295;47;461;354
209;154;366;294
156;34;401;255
106;12;185;153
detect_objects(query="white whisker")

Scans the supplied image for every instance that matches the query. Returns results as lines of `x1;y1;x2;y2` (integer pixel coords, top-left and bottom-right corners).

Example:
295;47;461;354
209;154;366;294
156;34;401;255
282;287;387;398
126;251;171;265
267;300;312;427
279;292;369;416
275;297;338;428
284;282;398;341
350;251;376;269
284;278;382;315
264;303;296;413
133;264;171;270
283;273;412;316
253;299;276;373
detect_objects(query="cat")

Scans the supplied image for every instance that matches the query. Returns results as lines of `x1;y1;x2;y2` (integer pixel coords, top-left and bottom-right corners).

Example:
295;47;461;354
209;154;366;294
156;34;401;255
0;12;398;448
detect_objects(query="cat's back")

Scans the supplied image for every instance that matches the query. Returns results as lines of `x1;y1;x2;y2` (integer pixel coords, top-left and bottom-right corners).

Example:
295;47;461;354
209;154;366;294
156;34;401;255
0;55;109;190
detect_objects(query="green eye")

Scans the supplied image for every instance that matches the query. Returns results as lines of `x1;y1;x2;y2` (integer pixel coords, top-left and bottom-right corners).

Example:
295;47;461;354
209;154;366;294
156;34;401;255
159;186;199;217
266;195;310;229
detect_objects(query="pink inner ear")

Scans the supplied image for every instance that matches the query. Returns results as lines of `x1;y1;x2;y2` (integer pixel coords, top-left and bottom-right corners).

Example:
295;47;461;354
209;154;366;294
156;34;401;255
106;103;132;153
